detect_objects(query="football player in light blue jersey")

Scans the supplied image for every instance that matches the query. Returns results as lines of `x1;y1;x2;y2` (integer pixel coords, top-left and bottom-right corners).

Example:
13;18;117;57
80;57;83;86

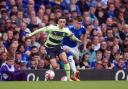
62;16;86;81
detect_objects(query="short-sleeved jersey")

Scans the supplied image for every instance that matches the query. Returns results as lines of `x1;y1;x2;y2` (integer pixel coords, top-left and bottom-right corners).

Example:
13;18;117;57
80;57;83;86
62;25;86;47
29;25;72;47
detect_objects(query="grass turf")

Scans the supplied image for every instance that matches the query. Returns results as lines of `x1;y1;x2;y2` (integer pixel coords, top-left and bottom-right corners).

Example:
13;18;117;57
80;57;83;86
0;81;127;89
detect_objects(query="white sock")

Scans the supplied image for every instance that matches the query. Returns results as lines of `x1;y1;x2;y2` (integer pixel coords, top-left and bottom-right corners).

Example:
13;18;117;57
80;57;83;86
68;55;77;73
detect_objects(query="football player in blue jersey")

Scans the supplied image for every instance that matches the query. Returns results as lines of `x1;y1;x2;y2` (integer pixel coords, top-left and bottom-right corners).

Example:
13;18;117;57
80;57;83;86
62;16;86;81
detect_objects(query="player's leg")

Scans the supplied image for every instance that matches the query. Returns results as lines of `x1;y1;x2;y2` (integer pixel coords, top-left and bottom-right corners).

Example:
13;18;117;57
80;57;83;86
59;52;72;81
67;52;80;81
63;46;77;73
63;46;80;81
45;47;59;81
68;47;80;81
67;52;77;74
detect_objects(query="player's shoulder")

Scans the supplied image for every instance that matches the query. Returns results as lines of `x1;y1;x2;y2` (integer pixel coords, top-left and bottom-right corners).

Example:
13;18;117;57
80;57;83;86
63;27;71;34
64;27;70;31
67;24;74;29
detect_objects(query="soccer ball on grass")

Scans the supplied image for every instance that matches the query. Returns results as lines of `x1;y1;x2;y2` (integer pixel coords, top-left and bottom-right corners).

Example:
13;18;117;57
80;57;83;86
60;76;67;81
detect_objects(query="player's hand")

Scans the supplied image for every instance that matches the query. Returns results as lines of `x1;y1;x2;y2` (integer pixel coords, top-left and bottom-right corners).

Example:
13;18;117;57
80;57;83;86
78;40;82;44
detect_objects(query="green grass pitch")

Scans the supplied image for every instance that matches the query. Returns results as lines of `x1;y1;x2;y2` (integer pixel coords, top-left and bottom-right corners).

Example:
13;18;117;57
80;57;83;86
0;81;127;89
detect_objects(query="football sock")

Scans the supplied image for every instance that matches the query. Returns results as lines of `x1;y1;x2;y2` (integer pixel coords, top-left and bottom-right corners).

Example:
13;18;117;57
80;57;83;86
64;63;70;80
67;52;77;74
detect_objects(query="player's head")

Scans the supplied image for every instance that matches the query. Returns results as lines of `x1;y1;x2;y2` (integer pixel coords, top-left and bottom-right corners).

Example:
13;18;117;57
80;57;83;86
73;16;83;29
58;16;66;29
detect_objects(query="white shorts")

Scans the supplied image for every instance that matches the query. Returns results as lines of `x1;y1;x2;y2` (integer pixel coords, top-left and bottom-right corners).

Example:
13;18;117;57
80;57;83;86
63;45;80;60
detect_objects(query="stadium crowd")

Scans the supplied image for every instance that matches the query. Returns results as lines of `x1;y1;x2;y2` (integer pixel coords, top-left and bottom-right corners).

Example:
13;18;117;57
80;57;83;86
0;0;128;71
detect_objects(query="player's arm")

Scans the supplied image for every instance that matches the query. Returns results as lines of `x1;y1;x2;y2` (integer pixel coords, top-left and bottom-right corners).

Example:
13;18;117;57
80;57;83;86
27;26;48;37
70;34;81;43
67;29;81;43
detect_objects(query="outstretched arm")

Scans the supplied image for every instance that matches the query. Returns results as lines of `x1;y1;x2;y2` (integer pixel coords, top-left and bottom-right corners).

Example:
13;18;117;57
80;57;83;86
68;33;81;43
27;27;47;37
65;28;81;43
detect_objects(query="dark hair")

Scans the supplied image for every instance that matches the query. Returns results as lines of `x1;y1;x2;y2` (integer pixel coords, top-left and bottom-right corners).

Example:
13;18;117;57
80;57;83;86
6;53;14;61
74;16;83;22
58;16;65;20
31;53;40;58
86;42;92;49
10;12;17;17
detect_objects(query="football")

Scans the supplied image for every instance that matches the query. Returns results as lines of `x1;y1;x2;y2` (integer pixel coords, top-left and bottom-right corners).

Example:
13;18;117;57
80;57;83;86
60;76;67;81
45;70;55;81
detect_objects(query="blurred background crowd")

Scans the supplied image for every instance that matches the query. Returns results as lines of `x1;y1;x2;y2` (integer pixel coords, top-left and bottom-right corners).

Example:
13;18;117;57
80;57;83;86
0;0;128;70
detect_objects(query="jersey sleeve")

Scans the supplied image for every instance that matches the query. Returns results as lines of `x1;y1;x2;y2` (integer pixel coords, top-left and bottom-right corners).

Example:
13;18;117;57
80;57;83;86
65;28;73;37
65;28;81;42
28;26;51;37
82;26;86;34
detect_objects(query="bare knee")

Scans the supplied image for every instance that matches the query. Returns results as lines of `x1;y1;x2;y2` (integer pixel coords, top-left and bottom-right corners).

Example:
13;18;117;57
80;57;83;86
59;52;68;64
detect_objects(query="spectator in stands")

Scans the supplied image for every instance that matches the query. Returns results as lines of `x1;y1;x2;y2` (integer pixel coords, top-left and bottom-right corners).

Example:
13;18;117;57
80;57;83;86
17;44;29;64
103;49;112;63
106;3;117;18
0;52;7;67
15;52;24;70
101;57;110;69
86;42;96;69
124;49;128;68
37;5;45;23
39;45;47;60
24;38;32;56
8;42;18;59
0;38;7;54
68;0;81;16
45;6;52;16
112;53;126;69
15;10;24;26
28;53;40;70
96;7;106;25
31;35;41;48
31;46;38;55
37;59;46;69
92;36;100;51
19;22;31;42
96;50;103;62
80;52;91;69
